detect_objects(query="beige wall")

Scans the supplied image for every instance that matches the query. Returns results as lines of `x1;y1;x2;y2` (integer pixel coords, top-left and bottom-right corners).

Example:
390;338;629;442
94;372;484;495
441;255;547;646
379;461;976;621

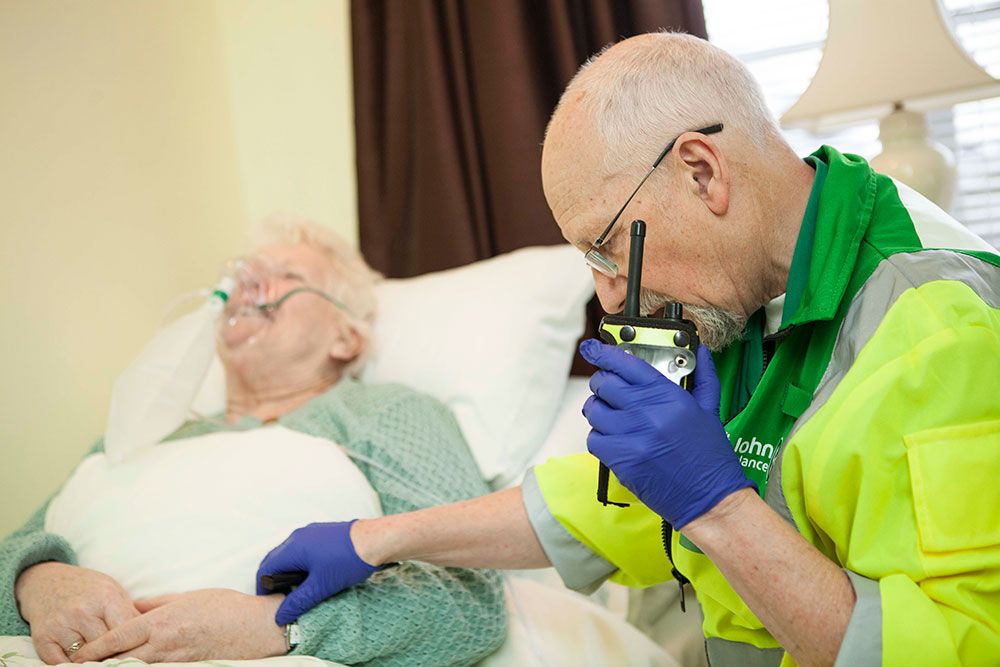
0;0;357;537
216;0;358;245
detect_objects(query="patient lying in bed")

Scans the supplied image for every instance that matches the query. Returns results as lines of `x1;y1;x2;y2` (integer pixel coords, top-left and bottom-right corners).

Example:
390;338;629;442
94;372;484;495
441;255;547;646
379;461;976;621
0;218;506;666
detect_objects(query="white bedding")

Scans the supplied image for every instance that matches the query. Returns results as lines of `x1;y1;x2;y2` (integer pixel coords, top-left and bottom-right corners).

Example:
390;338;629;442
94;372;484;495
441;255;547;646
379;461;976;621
44;426;382;600
0;636;346;667
0;574;678;666
25;380;684;666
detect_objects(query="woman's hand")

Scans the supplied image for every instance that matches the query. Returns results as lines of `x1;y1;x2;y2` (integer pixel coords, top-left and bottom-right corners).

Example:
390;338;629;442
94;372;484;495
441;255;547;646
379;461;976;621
15;562;140;665
70;588;287;663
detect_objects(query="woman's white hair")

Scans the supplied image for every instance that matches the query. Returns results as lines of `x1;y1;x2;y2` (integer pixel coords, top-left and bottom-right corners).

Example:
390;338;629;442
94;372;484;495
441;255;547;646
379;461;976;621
559;31;785;177
251;214;383;378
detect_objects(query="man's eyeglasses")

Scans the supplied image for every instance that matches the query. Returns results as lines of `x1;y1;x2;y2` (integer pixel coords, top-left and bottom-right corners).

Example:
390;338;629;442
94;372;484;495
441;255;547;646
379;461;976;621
584;123;724;277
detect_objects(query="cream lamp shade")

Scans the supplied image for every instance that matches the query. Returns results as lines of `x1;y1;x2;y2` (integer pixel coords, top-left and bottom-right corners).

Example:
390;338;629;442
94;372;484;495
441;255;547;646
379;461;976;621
780;0;1000;209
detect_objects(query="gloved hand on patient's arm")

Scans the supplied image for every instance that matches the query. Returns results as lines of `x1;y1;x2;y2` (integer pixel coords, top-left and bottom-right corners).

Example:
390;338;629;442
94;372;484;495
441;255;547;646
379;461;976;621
256;519;382;624
580;340;757;530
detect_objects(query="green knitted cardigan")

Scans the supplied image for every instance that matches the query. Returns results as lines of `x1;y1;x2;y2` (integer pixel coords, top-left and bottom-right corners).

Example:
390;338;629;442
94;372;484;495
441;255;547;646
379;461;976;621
0;379;507;666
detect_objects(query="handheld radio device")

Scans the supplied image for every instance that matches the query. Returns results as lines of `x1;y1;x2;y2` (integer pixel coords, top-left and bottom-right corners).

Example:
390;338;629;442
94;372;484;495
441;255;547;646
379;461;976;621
596;219;700;507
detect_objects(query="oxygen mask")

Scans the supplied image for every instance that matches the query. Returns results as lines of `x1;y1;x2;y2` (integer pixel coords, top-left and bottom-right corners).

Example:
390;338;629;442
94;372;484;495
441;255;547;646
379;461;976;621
218;256;352;346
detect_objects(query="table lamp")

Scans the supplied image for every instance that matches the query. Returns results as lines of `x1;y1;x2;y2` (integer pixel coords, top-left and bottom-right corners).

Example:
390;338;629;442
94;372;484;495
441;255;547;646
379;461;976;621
780;0;1000;209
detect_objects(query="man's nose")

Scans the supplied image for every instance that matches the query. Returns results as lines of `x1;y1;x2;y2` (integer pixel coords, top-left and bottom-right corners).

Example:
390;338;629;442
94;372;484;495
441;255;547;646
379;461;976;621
591;269;628;314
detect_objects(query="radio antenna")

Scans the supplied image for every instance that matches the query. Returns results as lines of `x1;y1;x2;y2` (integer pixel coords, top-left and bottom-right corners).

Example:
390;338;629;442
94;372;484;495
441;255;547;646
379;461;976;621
624;220;645;318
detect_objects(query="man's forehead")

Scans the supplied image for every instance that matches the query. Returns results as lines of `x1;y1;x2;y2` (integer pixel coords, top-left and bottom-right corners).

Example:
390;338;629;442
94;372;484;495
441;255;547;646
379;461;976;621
543;113;609;225
255;244;331;276
547;168;604;216
542;99;601;174
545;169;618;250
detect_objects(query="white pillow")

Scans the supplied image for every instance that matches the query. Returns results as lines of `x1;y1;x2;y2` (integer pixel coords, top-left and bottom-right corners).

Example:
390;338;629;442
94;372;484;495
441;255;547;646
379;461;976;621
193;245;594;488
45;426;382;600
363;245;594;488
527;377;594;469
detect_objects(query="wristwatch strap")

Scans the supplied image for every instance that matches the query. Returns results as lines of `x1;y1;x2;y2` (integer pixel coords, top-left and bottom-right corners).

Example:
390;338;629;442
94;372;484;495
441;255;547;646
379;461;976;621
284;622;301;653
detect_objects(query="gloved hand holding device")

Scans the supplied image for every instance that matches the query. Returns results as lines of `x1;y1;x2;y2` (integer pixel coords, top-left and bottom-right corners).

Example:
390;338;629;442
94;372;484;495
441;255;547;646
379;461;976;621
580;339;756;530
256;520;381;625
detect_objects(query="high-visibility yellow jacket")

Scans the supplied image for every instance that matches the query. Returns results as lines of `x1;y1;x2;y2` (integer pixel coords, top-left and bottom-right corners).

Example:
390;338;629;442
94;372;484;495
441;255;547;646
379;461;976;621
523;147;1000;666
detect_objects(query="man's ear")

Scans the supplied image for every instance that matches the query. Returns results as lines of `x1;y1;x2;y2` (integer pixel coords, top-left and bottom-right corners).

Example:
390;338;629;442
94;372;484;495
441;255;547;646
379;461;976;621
329;326;363;363
676;133;730;216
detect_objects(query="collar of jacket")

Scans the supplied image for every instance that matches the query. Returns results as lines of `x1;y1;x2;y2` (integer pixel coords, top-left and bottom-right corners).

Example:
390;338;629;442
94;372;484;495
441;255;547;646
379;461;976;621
781;145;878;329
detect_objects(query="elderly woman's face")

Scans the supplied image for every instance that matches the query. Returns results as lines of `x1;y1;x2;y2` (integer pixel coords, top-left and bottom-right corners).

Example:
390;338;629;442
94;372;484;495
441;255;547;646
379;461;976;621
217;243;354;372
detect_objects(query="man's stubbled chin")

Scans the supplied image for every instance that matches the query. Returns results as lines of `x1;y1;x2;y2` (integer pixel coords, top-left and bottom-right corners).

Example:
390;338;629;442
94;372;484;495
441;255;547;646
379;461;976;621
638;287;747;352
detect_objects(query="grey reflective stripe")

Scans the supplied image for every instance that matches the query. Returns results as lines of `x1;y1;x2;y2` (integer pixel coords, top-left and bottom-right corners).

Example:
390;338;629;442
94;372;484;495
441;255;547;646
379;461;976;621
834;570;882;667
767;249;1000;528
763;450;796;528
705;637;783;667
520;468;616;594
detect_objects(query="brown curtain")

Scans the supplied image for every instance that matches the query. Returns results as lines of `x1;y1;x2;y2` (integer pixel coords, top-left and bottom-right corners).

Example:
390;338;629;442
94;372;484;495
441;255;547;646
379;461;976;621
352;0;705;276
351;0;706;371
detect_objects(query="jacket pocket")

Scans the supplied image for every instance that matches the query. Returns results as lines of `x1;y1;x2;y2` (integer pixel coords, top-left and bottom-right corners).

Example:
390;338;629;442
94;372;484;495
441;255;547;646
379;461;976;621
904;419;1000;552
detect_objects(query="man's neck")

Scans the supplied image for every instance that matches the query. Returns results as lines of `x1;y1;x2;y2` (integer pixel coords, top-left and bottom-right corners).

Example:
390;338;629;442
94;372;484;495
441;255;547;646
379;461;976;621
758;149;818;306
224;371;340;424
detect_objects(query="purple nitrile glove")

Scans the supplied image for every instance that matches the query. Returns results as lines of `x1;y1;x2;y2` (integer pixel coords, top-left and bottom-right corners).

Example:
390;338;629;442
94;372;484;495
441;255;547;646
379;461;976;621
256;519;380;625
580;339;756;530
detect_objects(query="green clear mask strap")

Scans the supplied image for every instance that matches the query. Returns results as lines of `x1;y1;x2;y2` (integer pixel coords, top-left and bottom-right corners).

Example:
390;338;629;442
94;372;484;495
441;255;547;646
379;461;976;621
261;287;354;317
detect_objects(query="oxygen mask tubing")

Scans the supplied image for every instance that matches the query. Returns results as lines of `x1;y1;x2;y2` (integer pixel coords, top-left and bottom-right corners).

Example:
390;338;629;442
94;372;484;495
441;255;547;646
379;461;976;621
220;257;353;344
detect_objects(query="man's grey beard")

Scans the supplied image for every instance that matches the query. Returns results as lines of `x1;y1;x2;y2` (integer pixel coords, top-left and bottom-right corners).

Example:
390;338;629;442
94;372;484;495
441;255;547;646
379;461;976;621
639;288;746;351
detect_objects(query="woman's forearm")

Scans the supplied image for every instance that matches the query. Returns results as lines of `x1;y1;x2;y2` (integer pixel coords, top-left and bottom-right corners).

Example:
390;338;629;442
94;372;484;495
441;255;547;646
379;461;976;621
351;487;551;569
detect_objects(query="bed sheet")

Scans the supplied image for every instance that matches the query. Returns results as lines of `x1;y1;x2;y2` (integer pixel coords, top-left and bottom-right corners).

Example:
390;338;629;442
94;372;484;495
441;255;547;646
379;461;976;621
0;576;676;667
0;636;345;667
489;575;678;666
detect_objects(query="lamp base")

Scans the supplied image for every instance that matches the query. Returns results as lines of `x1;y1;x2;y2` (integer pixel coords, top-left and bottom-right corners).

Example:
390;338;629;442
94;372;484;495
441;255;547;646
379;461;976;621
869;108;956;210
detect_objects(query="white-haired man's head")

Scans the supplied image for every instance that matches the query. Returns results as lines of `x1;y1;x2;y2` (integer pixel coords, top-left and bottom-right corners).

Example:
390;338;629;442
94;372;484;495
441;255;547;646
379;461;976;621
557;31;785;180
248;214;383;378
542;33;803;350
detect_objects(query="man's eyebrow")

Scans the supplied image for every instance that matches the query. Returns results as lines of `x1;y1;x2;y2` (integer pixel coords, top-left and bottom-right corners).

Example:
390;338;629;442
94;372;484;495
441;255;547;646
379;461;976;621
268;259;309;280
558;225;591;251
